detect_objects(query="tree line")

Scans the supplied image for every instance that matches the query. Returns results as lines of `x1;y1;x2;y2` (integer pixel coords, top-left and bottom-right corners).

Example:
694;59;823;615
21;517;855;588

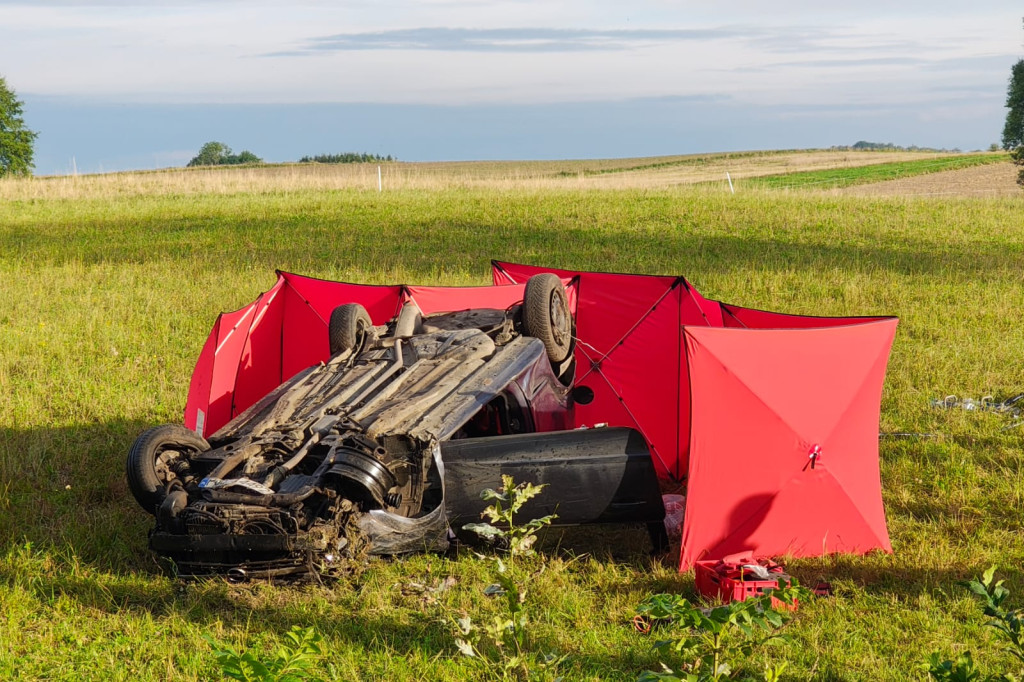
298;153;395;164
185;143;397;167
836;141;963;153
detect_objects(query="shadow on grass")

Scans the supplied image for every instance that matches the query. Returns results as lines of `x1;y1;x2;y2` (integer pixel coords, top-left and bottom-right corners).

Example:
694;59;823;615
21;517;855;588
783;553;1024;608
0;419;157;572
7;199;1024;283
0;418;1011;589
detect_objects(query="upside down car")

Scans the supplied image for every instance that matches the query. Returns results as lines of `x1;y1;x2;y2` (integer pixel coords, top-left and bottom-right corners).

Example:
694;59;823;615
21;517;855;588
126;274;666;580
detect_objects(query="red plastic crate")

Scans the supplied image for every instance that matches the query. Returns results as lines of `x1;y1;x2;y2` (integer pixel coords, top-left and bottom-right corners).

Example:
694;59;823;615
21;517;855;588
694;559;798;611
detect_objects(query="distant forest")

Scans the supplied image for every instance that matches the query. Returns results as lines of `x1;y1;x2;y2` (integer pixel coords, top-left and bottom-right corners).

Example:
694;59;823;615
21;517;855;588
833;141;963;153
299;153;395;163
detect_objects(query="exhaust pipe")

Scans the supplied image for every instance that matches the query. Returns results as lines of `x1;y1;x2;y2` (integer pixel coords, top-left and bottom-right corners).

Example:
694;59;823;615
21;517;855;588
226;567;249;584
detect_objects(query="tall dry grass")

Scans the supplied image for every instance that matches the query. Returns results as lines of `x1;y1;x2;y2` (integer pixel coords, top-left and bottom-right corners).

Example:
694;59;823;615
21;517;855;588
0;149;978;200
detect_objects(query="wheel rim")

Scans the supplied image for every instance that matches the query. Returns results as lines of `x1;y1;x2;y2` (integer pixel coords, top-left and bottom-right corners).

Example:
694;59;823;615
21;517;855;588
154;448;179;483
354;321;371;354
549;291;569;347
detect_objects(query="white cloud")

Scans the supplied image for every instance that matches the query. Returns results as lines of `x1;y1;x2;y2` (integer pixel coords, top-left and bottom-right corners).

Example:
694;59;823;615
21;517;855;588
1;0;1020;112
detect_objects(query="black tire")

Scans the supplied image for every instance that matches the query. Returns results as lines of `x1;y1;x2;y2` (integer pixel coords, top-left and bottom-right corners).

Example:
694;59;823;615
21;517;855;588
126;424;209;514
329;303;375;356
522;273;572;364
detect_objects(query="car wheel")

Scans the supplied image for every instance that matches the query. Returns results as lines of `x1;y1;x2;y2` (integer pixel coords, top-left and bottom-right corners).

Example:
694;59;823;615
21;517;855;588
329;303;376;356
126;424;209;514
522;273;572;364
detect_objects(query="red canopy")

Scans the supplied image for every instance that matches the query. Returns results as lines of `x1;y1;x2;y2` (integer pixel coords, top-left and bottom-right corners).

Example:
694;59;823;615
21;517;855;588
491;261;897;568
183;264;897;569
679;321;896;569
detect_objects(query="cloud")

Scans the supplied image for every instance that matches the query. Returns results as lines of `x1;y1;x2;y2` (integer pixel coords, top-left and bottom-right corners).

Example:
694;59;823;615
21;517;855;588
772;57;927;69
921;54;1022;72
277;26;758;55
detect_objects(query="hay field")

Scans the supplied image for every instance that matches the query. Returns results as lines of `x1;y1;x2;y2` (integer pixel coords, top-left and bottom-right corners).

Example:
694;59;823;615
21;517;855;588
1;151;1024;680
0;149;990;199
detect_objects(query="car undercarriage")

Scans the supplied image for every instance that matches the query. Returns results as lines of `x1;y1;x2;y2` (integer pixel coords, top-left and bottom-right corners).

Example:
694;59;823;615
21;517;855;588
127;274;665;580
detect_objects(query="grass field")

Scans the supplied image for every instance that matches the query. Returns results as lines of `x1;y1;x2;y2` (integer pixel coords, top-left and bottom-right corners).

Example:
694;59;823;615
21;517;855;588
2;151;1024;680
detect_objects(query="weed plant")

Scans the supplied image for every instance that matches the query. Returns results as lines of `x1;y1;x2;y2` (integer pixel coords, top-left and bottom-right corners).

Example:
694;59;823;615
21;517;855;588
453;475;561;680
637;581;810;681
0;164;1023;679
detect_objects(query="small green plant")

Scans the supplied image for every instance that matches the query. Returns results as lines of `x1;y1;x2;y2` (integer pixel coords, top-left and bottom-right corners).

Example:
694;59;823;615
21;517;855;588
206;626;324;682
636;581;810;682
453;475;561;680
925;651;992;682
453;556;562;679
462;474;556;566
926;566;1024;682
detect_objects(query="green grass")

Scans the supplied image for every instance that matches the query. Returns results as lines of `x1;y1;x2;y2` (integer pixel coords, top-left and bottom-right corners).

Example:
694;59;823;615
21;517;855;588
741;153;1007;190
2;181;1024;679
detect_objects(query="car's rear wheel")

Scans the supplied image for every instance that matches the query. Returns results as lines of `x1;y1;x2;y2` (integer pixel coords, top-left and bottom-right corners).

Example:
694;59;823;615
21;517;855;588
522;273;572;364
126;424;209;514
329;303;375;356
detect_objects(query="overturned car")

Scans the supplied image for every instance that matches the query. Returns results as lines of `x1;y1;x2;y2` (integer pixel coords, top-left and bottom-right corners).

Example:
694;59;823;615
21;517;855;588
127;274;666;580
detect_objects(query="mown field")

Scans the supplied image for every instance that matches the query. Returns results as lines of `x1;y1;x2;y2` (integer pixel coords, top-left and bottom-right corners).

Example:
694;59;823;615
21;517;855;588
1;151;1024;680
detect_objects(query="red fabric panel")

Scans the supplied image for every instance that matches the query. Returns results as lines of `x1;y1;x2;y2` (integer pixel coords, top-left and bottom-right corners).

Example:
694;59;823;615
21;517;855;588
685;280;725;327
570;273;680;363
493;262;678;357
571;368;672;479
679;320;896;569
493;261;708;479
184;318;218;436
590;288;682;479
283;272;404;324
232;277;287;423
280;282;333;381
406;283;527;315
722;303;891;330
203;302;260;437
407;279;577;316
492;261;577;285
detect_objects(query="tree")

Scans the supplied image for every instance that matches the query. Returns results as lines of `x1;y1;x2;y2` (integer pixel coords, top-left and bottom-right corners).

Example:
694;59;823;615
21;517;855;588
0;76;37;178
233;150;261;164
1002;59;1024;150
187;141;231;167
186;141;262;167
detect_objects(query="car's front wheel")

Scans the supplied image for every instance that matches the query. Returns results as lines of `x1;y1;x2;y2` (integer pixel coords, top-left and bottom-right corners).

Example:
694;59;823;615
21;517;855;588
126;424;209;514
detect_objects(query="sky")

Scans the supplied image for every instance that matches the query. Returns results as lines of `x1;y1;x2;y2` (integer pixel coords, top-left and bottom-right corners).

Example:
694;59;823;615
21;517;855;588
2;1;1022;175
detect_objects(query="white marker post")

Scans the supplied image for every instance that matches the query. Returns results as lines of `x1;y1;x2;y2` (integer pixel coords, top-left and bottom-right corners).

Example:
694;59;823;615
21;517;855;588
726;172;734;194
